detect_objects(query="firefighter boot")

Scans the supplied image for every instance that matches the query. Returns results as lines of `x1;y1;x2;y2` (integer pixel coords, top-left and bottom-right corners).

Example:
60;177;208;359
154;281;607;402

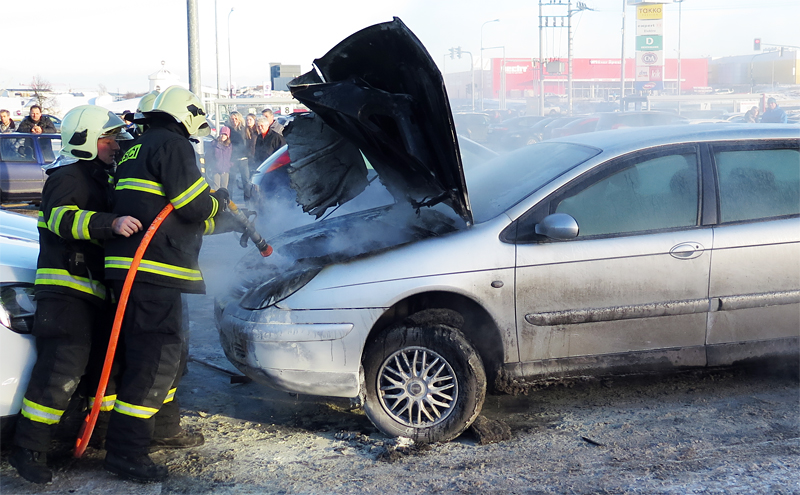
104;452;168;482
9;447;52;484
151;428;205;450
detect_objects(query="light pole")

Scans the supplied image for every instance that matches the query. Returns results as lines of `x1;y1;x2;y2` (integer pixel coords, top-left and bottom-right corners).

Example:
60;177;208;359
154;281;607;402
214;0;220;100
227;7;234;99
676;0;683;97
567;1;592;115
480;19;499;111
620;0;626;111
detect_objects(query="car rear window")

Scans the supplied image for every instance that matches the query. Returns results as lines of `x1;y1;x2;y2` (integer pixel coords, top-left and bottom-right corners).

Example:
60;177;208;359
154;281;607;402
716;148;800;222
467;142;601;223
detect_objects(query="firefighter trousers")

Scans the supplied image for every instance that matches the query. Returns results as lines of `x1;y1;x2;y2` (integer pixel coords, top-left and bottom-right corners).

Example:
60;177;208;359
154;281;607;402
14;296;114;452
104;282;184;456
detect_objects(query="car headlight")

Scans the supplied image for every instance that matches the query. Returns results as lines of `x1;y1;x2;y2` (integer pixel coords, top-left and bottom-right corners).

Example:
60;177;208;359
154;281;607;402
240;267;322;310
0;284;36;334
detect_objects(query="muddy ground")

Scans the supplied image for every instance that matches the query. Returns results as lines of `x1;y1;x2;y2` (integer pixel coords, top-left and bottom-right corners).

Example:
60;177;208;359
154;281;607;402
1;207;799;494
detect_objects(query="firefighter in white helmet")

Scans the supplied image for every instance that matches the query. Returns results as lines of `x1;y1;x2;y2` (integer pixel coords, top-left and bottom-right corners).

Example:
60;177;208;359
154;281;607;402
103;86;228;482
10;105;142;484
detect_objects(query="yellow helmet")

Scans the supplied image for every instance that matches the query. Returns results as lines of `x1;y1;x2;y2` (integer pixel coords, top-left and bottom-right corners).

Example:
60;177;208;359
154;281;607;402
147;85;210;136
60;105;132;161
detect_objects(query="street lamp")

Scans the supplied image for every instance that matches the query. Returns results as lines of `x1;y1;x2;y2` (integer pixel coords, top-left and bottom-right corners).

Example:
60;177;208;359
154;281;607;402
480;19;499;111
676;0;684;97
214;0;220;100
227;7;234;99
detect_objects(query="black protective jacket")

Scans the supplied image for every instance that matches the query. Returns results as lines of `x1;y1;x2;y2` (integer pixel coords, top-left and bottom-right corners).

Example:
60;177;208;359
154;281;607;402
36;158;119;306
105;120;223;293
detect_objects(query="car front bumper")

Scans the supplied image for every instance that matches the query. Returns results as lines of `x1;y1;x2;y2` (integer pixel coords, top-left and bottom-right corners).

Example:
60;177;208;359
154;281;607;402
216;299;384;398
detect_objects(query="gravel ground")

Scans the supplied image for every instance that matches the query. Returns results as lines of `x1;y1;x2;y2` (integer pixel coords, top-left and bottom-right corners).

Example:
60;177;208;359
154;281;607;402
1;205;798;494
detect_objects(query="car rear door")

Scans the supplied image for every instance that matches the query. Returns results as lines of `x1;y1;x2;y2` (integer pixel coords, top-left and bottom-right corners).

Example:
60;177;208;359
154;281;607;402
513;145;712;370
0;135;46;199
705;140;800;365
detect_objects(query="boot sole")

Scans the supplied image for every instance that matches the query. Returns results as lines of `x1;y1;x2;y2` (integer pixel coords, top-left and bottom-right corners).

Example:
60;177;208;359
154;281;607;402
104;461;167;483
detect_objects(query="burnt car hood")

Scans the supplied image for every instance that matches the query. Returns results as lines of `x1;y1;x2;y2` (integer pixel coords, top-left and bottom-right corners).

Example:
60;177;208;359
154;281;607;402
288;17;472;225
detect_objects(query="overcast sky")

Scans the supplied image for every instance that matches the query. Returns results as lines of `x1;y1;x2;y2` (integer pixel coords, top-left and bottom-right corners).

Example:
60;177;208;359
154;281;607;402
3;0;798;94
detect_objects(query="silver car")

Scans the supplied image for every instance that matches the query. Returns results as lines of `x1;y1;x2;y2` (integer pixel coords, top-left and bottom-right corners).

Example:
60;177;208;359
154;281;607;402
216;19;800;443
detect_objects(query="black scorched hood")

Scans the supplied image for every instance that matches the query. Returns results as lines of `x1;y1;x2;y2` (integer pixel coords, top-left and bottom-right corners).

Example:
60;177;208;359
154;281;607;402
288;17;472;225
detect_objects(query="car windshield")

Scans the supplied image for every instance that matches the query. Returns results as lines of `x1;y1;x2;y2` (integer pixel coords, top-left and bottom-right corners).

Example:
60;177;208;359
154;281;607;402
466;142;601;223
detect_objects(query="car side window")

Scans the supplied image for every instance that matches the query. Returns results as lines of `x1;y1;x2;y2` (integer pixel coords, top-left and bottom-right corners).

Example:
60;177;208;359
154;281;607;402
554;152;699;237
715;148;800;223
0;137;36;163
40;137;62;163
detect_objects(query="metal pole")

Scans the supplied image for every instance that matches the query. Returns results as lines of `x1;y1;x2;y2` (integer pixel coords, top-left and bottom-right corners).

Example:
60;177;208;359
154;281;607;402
187;0;201;96
469;52;475;111
227;8;234;99
677;0;682;96
539;1;545;116
620;0;626;111
568;0;573;116
215;0;220;100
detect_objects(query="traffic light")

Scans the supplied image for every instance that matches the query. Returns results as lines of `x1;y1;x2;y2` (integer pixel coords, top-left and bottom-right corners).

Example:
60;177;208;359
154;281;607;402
449;48;455;60
456;47;462;59
754;38;761;51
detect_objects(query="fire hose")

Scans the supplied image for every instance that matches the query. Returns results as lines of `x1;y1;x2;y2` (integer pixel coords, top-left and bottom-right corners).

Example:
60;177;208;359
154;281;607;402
75;197;271;457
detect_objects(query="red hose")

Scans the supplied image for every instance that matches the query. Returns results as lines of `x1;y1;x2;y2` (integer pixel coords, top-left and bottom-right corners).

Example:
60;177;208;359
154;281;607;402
74;203;174;458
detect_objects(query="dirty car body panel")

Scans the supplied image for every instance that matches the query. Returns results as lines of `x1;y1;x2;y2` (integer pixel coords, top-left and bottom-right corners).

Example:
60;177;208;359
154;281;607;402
216;15;800;444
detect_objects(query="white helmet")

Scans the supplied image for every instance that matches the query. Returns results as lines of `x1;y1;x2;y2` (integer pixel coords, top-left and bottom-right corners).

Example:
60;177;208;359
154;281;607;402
60;105;133;161
146;85;210;136
134;90;160;120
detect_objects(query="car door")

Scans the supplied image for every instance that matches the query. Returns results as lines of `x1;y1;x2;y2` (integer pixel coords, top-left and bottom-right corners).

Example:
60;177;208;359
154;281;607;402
513;145;712;370
706;141;800;365
0;135;45;199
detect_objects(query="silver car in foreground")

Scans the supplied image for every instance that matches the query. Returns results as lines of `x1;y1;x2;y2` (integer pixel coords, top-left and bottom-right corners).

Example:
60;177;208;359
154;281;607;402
217;20;799;443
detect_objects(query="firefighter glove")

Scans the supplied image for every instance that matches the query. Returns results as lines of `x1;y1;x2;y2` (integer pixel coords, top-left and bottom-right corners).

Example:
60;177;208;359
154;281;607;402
211;188;230;212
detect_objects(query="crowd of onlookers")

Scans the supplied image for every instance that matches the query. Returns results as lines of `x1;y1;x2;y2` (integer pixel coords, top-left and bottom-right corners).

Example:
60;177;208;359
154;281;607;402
203;108;286;198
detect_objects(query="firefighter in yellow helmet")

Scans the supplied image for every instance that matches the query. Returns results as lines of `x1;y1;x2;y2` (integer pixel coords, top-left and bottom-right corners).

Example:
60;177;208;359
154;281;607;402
103;86;226;482
10;105;142;484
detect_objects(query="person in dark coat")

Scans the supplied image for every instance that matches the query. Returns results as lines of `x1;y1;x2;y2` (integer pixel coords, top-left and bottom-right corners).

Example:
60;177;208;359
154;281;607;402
103;86;233;482
1;109;16;133
254;115;287;164
17;105;57;134
9;105;140;484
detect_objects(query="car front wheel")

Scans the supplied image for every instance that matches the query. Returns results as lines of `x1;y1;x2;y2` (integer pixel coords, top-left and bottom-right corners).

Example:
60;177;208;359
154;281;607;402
362;323;486;443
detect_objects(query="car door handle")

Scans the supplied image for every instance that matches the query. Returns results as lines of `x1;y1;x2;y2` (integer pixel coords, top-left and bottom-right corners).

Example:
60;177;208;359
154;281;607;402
670;242;705;260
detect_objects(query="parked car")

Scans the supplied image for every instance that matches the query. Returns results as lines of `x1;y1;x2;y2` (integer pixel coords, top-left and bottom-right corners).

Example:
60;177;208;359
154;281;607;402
0;211;39;440
594;111;688;131
551;115;600;138
453;112;492;143
0;132;62;203
216;19;800;444
486;116;549;150
540;116;582;141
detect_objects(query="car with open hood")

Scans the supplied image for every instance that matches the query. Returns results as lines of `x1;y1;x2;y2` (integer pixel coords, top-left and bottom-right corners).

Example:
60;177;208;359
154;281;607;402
216;18;800;443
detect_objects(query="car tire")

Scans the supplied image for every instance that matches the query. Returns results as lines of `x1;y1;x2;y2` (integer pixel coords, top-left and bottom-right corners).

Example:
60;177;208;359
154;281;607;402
362;323;486;443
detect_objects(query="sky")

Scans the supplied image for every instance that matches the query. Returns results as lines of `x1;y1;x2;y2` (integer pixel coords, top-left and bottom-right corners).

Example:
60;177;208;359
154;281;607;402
3;0;798;94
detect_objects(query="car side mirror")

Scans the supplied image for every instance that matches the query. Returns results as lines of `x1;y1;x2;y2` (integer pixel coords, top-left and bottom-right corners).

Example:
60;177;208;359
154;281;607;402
534;213;579;240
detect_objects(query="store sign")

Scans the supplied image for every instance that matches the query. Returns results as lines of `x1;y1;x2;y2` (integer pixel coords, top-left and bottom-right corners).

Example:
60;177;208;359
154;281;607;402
635;3;664;93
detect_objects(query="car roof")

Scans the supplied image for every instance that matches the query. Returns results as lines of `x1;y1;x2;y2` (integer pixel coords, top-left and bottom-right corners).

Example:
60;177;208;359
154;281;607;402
551;123;799;157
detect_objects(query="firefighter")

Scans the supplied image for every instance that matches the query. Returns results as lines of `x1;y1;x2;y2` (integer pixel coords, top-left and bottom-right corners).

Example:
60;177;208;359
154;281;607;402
10;105;141;484
103;86;228;482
